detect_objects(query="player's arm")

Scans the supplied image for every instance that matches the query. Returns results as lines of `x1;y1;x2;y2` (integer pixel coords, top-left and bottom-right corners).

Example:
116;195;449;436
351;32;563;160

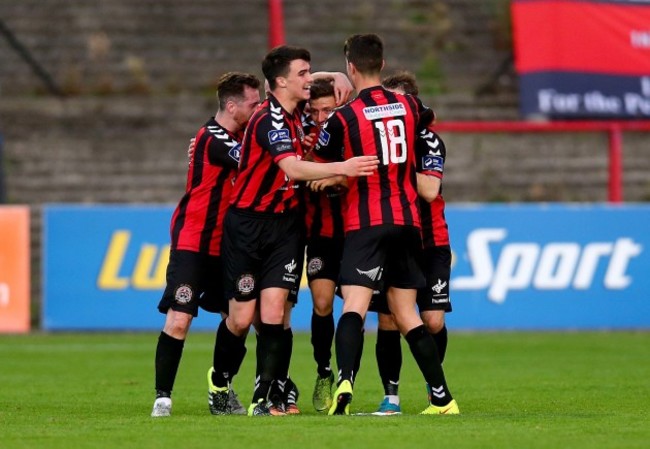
278;155;377;181
416;129;446;202
416;173;441;203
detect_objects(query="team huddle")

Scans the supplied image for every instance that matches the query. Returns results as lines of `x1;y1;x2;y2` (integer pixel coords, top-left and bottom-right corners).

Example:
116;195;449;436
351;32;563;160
151;33;459;417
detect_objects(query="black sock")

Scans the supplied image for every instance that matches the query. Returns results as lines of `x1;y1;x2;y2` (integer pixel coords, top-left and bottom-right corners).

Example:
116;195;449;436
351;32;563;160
211;320;246;388
271;327;294;398
405;325;452;406
352;328;364;384
334;312;364;384
252;323;285;403
311;312;334;378
376;329;402;396
155;332;184;395
432;325;448;364
279;327;293;381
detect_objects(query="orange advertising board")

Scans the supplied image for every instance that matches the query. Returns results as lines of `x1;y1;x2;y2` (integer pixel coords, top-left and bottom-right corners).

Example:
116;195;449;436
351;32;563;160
0;206;30;333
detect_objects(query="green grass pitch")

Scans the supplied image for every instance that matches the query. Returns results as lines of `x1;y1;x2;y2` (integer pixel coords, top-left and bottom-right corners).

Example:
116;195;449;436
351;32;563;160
1;331;648;449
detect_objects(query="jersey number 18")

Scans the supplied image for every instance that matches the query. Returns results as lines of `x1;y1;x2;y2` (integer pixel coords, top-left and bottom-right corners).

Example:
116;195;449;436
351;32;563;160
375;119;407;165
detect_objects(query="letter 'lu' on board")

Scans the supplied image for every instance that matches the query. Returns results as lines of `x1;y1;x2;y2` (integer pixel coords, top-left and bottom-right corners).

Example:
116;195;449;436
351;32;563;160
97;231;170;290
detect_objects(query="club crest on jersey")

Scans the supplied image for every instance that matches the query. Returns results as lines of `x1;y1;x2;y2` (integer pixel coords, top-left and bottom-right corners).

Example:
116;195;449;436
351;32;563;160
307;257;324;276
228;143;241;162
174;284;193;305
318;129;330;146
236;274;255;295
422;155;443;172
363;103;406;120
268;129;291;144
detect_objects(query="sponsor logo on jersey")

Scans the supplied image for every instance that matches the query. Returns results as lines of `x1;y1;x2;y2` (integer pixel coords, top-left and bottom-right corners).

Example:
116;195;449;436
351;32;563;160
422;155;443;172
228;143;241;162
268;129;291;144
174;284;193;304
363;103;406;120
318;129;330;146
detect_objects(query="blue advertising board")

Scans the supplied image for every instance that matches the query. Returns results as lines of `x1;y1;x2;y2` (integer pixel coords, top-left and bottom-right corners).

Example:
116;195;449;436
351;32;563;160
43;204;650;331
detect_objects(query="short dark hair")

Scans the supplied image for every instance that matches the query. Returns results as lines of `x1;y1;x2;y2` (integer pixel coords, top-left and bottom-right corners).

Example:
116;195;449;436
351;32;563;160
309;77;335;101
343;34;383;74
382;71;419;96
216;72;260;109
262;45;311;90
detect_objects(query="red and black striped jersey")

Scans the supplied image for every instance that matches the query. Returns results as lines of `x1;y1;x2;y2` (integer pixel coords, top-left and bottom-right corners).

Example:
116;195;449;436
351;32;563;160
170;117;242;255
416;126;450;248
230;94;306;213
303;121;345;239
314;86;431;232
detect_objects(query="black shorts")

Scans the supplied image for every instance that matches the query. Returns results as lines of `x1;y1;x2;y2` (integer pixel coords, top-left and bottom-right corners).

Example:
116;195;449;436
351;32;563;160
222;207;304;302
306;235;344;283
339;224;424;290
157;250;226;316
417;245;452;313
369;245;452;315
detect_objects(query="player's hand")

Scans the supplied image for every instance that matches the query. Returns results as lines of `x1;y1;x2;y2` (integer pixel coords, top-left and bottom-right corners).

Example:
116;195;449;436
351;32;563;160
343;155;379;177
187;137;196;163
302;133;316;153
308;175;346;192
330;72;354;105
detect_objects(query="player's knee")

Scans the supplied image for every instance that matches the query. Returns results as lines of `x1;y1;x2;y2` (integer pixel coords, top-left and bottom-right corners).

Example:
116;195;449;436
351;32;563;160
312;296;334;316
163;310;192;339
422;311;445;334
226;314;254;336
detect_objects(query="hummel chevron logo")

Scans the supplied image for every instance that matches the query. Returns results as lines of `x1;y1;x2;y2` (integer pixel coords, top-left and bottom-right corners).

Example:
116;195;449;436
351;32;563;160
356;266;382;282
431;385;447;399
208;126;231;140
426;140;441;156
270;103;284;126
420;130;434;139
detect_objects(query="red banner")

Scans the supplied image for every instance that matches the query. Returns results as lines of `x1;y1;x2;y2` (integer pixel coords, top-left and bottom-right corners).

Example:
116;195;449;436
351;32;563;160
513;0;650;75
513;0;650;118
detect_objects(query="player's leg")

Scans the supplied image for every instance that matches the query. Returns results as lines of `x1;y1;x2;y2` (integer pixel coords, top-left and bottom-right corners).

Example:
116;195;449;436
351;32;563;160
421;310;447;362
211;208;261;414
386;227;458;415
306;236;341;412
209;299;256;415
250;286;289;415
387;287;458;414
329;227;384;415
417;245;453;364
249;213;302;416
203;255;247;415
374;310;403;415
279;301;301;414
152;250;201;417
